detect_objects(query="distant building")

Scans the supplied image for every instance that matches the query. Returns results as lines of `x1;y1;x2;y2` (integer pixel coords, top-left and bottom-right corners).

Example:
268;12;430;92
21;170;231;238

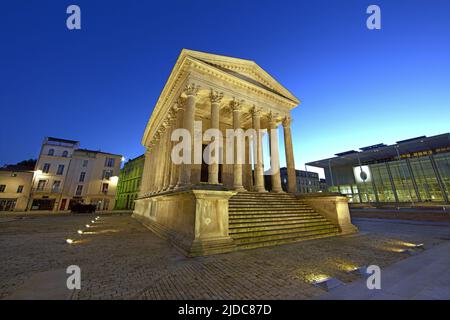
115;154;144;210
29;137;122;211
307;133;450;204
279;167;321;193
319;178;328;192
0;168;33;211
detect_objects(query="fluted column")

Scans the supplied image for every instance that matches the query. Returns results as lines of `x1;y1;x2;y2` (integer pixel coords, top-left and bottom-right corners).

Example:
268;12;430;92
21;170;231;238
162;117;172;191
156;128;166;192
268;112;283;193
169;103;182;189
251;106;266;192
178;84;199;186
282;116;296;193
149;138;159;193
140;149;152;196
230;98;246;191
208;90;223;184
244;135;253;191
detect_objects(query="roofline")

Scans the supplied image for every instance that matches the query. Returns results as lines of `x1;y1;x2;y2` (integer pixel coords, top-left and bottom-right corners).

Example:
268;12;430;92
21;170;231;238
74;149;123;158
306;132;450;168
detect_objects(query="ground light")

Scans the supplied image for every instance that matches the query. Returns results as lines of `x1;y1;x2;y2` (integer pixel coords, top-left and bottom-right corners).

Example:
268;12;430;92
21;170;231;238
91;220;95;223
66;239;74;244
77;230;83;235
311;277;345;291
86;224;90;228
347;265;371;277
305;273;345;291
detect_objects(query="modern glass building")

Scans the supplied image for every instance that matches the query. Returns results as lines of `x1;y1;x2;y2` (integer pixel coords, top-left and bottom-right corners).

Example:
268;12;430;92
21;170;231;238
307;133;450;205
115;154;144;210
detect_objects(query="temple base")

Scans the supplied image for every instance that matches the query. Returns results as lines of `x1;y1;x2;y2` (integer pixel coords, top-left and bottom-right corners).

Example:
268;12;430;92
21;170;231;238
133;188;237;257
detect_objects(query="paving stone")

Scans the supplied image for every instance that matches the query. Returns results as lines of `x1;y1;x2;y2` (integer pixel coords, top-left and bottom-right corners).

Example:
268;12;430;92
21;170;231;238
0;215;448;299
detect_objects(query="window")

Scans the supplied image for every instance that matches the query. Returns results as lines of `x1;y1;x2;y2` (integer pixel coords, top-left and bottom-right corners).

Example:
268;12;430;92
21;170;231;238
62;151;69;157
52;181;61;192
48;149;55;156
17;185;24;193
105;158;115;167
82;160;88;167
0;185;6;192
79;172;86;182
37;180;46;191
42;163;50;173
102;183;109;194
57;164;64;175
102;169;113;180
75;185;83;196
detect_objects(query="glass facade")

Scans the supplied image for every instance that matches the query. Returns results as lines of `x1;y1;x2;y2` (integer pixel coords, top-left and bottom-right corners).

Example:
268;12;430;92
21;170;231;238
324;151;450;204
434;153;450;196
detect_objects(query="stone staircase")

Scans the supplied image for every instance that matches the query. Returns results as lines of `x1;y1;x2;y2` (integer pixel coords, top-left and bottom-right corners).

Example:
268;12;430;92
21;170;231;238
228;192;341;250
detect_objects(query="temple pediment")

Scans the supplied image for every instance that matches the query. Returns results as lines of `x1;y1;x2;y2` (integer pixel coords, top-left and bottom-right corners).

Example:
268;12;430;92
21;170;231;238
181;49;299;104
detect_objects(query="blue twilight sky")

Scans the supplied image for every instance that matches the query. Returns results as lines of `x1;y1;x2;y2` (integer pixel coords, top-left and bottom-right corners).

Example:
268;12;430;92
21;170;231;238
1;0;449;177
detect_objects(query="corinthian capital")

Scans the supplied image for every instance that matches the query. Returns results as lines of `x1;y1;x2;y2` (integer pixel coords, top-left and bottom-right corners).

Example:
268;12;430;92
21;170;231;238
282;116;292;128
250;105;262;117
184;83;200;96
267;111;280;127
209;89;224;104
229;97;244;111
174;97;185;111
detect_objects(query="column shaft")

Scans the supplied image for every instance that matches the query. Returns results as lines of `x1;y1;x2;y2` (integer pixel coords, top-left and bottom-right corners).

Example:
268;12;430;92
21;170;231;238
268;114;283;193
252;108;266;192
208;92;222;184
179;86;197;186
282;117;297;193
231;99;245;191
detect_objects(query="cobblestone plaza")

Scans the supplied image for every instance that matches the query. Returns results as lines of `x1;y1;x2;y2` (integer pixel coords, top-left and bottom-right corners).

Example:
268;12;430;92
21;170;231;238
1;213;447;300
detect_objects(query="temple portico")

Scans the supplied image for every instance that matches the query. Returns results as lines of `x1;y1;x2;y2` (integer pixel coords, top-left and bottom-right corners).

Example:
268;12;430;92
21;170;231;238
139;88;298;195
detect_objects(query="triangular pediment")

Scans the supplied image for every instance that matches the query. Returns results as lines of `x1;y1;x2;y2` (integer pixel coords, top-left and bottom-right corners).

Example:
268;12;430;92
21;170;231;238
180;49;300;104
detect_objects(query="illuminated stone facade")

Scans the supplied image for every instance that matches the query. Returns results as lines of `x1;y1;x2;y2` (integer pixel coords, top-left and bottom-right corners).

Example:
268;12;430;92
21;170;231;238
134;50;356;256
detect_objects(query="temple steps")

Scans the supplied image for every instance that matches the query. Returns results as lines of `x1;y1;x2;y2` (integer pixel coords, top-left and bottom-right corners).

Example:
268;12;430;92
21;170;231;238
230;217;329;228
230;221;334;233
228;192;340;250
228;211;318;223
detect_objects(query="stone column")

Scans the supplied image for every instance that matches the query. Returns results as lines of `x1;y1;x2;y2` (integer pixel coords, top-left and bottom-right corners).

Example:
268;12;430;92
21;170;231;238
178;84;199;186
251;106;266;192
282;116;296;193
268;112;283;193
230;98;246;191
208;90;223;184
140;149;152;196
150;143;157;194
156;128;166;192
162;118;172;191
244;135;253;191
169;104;182;189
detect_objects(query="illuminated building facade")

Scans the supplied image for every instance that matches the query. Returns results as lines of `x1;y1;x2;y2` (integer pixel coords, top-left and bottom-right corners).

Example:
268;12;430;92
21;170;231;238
29;137;122;211
115;154;144;210
307;133;450;205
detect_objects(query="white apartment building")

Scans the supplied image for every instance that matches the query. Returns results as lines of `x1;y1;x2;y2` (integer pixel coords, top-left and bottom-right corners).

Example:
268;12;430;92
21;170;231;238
29;137;122;211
